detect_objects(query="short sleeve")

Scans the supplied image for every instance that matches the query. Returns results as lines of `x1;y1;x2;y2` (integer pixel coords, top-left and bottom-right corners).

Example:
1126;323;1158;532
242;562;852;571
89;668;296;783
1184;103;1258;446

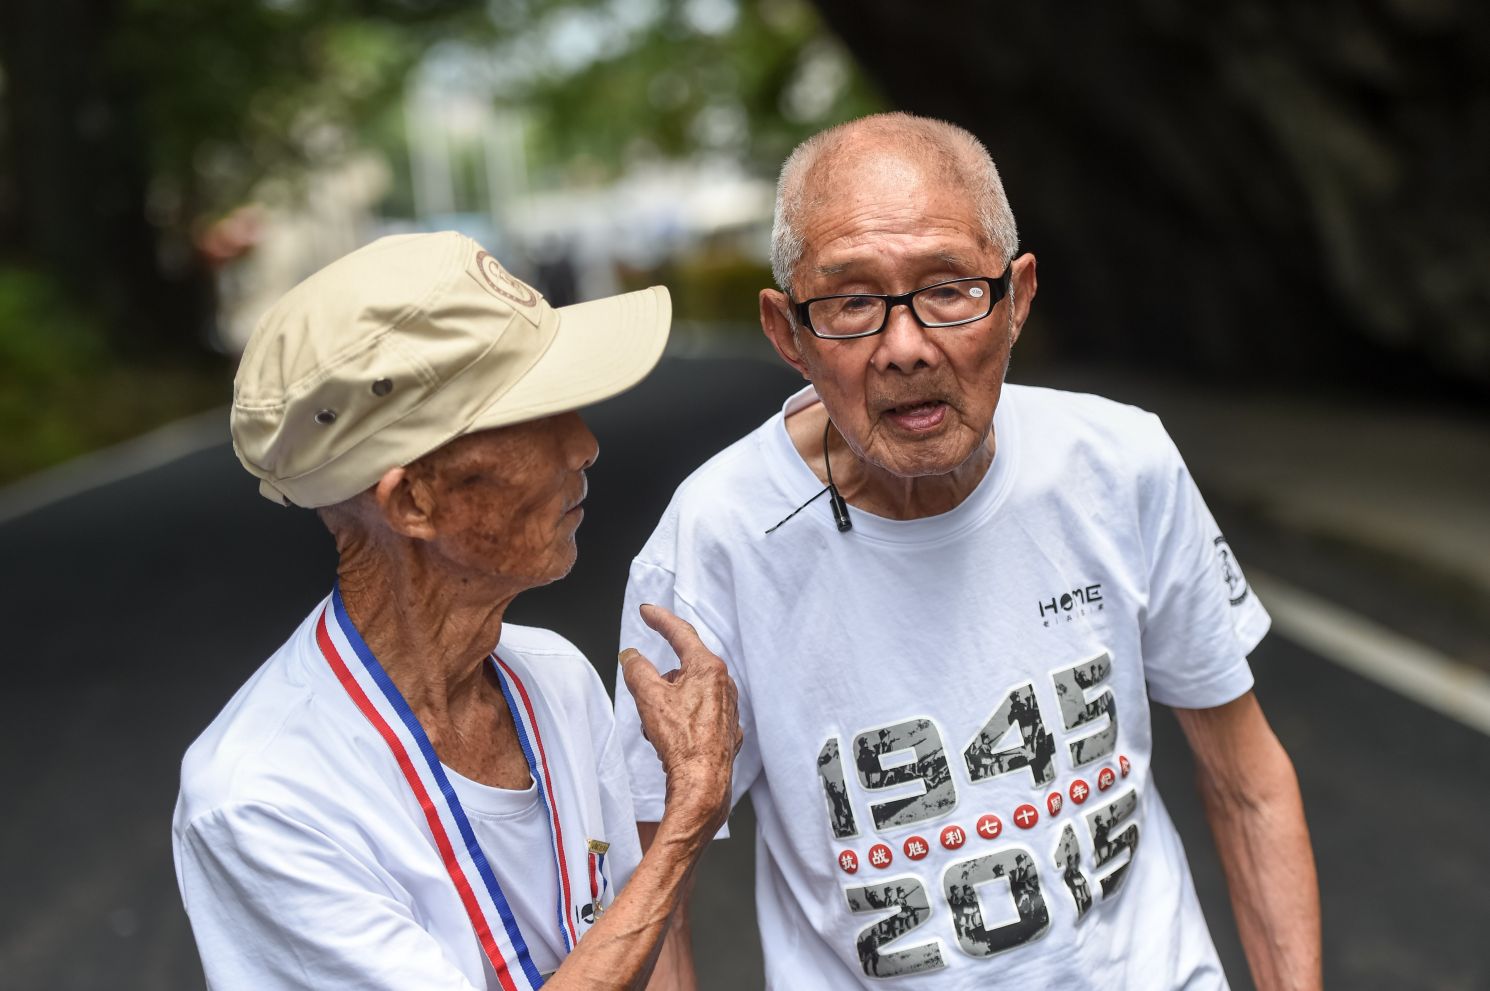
613;557;761;830
592;716;644;892
174;804;480;990
1140;420;1270;709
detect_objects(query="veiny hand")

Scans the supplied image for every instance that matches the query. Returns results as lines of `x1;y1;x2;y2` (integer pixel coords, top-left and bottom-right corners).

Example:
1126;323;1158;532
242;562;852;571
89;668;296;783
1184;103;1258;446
620;604;742;836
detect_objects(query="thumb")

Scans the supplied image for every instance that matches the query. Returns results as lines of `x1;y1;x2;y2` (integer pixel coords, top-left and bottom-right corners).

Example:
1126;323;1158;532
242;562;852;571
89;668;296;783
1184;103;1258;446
619;647;665;699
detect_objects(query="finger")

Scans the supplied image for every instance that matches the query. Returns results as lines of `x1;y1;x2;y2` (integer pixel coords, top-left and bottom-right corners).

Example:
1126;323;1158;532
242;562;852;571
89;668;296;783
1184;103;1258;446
638;603;708;665
641;605;723;673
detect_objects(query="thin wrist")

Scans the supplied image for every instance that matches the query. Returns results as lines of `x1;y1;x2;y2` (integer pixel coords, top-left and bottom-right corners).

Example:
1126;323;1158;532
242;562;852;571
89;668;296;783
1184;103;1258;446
653;797;723;851
663;766;730;812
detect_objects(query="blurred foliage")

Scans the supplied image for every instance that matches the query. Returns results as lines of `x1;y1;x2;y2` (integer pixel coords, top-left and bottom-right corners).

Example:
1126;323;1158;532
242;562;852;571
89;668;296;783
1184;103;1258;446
114;0;497;228
619;244;772;324
0;266;225;481
362;0;881;217
0;269;106;385
106;0;879;232
0;0;880;480
507;0;881;183
0;0;499;481
0;0;883;298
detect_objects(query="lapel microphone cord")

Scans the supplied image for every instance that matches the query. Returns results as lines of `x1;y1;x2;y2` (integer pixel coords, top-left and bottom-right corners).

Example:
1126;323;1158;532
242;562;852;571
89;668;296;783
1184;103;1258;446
765;419;854;535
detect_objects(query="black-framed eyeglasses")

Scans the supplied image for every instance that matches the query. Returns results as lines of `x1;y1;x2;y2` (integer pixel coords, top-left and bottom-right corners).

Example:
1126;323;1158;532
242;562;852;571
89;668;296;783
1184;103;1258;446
793;271;1012;340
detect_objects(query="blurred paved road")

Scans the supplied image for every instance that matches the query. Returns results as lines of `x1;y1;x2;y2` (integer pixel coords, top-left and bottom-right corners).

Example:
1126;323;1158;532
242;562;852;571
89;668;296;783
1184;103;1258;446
3;357;1487;990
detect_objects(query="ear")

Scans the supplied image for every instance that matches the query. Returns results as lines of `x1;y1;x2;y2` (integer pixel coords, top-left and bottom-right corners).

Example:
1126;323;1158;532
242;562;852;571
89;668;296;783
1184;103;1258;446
1007;253;1038;347
371;465;439;541
760;288;812;380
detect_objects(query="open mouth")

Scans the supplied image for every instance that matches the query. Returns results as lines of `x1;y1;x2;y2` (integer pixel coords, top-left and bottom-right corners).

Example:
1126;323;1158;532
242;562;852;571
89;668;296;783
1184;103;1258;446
883;400;948;431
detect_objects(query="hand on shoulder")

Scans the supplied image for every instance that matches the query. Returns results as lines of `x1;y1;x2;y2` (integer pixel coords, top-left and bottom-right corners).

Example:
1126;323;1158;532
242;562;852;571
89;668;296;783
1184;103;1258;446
619;604;742;839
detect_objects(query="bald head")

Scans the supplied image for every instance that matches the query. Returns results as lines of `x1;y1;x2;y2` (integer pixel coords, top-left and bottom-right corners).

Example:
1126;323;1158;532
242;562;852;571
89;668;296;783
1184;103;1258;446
769;113;1018;295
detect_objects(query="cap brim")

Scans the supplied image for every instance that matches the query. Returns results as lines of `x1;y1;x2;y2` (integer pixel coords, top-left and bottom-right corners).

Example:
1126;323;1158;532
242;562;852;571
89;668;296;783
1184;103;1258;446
467;285;671;431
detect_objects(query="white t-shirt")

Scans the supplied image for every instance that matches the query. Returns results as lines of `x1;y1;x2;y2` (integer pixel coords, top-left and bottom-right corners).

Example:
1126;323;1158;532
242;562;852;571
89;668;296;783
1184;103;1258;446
443;772;566;975
613;384;1269;989
174;596;642;990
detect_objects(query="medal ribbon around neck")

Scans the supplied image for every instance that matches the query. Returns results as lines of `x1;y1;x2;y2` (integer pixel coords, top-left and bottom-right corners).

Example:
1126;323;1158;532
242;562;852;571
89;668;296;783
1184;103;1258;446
317;587;583;989
492;653;581;953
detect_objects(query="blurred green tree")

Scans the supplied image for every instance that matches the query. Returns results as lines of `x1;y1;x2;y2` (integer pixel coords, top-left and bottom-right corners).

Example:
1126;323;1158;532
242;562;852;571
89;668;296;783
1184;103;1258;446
508;0;879;182
0;0;494;357
0;0;875;479
0;0;874;356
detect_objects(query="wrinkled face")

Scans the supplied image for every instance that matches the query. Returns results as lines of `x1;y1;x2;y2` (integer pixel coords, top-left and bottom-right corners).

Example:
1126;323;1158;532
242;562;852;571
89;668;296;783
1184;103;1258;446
413;412;598;588
763;154;1034;480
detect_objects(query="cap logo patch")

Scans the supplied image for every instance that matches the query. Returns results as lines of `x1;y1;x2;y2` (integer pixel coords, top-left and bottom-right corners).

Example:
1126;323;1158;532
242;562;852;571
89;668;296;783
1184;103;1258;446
474;251;538;308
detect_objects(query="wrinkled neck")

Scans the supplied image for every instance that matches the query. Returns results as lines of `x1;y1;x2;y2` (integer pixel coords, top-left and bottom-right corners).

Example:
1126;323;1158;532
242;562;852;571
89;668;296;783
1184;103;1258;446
789;404;997;521
831;426;996;520
335;531;518;722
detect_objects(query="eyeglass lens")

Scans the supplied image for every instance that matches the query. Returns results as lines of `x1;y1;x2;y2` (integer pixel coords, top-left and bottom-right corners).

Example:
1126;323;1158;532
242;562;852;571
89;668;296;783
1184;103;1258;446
808;279;993;337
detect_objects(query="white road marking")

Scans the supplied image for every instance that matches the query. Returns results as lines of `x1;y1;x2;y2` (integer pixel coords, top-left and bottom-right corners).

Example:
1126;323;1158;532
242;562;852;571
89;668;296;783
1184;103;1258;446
0;406;227;526
1251;570;1490;738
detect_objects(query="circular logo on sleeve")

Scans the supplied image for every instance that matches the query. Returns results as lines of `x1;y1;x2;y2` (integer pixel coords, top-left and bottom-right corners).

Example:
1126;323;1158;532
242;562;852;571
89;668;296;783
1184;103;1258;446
1013;804;1040;829
939;824;967;850
1069;779;1090;804
976;814;1003;840
1214;535;1250;605
868;843;894;869
1046;792;1064;816
1097;767;1116;791
838;850;859;874
903;836;930;860
1120;755;1132;777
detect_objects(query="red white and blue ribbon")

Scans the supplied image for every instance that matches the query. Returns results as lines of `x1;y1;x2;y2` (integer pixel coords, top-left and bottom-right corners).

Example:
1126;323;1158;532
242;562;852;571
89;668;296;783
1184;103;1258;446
492;653;581;954
316;587;588;989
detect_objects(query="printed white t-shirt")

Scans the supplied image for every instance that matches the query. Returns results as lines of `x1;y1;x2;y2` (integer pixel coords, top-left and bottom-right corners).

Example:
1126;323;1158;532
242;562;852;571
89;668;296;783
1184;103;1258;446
174;598;641;990
613;384;1269;989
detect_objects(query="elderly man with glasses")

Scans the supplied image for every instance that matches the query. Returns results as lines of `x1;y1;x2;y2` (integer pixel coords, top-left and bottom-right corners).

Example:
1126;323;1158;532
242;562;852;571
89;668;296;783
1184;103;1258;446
173;233;741;990
613;114;1321;989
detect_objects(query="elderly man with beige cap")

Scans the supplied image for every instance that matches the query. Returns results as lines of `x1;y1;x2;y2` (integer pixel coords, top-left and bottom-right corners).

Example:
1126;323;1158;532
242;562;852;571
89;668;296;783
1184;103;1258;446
172;232;741;991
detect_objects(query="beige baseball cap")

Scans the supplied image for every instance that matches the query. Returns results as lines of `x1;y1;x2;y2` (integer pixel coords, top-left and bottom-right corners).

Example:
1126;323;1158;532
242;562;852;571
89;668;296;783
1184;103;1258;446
231;231;670;508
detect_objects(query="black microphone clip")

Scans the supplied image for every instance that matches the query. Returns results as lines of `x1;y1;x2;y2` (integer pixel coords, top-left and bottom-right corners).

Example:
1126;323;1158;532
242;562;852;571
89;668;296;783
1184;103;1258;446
827;483;852;532
762;418;855;535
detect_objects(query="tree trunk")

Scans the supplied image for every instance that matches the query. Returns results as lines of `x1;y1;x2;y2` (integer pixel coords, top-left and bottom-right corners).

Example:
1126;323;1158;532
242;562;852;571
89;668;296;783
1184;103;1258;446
0;0;214;358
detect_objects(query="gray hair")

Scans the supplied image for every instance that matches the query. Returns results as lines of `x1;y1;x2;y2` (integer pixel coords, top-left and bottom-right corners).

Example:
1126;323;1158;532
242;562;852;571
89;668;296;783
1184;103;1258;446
769;113;1019;296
